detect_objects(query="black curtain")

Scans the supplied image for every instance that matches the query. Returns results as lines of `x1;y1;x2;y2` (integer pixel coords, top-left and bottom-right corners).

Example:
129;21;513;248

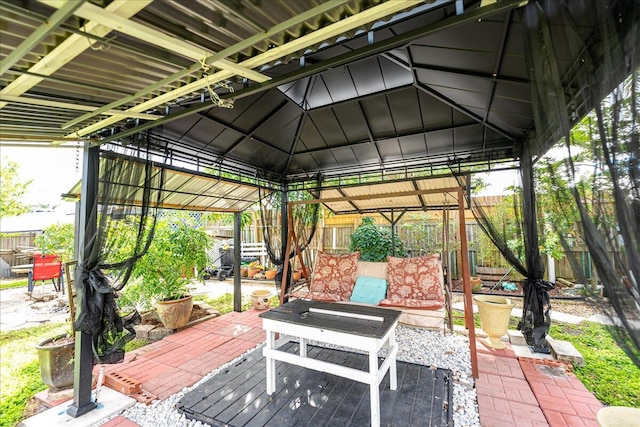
520;0;640;362
74;132;165;364
468;153;554;353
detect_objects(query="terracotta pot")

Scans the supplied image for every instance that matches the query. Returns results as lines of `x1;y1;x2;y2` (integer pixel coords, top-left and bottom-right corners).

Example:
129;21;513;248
156;295;193;329
240;267;248;277
247;268;261;278
36;334;75;391
264;269;277;280
292;270;302;281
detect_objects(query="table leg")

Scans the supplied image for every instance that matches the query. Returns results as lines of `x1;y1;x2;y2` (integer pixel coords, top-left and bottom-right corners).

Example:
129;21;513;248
299;337;308;357
389;328;397;391
369;350;381;427
266;330;276;395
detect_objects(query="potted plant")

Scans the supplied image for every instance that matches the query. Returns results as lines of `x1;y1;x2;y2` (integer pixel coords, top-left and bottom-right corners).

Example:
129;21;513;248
119;217;211;329
348;216;407;261
264;267;277;280
33;224;76;392
35;330;75;392
246;261;263;279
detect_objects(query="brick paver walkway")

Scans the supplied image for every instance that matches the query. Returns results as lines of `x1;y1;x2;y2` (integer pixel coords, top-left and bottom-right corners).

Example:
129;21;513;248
475;339;603;427
100;309;264;401
98;312;603;427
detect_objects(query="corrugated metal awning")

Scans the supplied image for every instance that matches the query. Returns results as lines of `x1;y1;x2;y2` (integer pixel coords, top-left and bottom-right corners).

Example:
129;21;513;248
290;174;469;215
64;155;270;213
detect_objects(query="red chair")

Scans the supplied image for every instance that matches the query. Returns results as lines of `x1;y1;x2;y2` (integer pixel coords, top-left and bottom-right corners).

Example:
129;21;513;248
28;254;63;293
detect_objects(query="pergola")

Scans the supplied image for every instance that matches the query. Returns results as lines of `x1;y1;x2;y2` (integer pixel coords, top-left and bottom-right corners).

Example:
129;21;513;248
1;0;637;419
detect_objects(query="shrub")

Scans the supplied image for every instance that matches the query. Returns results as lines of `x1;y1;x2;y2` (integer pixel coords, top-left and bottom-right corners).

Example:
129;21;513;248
348;216;406;262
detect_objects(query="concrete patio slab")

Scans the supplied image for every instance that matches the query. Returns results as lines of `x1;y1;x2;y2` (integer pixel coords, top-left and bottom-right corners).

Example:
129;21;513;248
20;387;135;427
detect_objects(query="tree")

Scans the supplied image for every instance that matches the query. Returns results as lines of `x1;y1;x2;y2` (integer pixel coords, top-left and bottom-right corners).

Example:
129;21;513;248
0;158;32;218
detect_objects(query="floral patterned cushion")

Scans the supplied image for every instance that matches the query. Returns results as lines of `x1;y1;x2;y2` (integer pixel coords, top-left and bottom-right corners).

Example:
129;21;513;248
379;297;443;310
289;288;343;302
385;255;445;305
309;251;360;301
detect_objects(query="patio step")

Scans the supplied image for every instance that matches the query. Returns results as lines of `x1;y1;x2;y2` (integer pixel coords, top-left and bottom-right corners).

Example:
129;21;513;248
507;329;527;345
547;337;585;367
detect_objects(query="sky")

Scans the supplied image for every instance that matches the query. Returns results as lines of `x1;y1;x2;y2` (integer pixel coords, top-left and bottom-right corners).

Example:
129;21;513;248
0;145;82;213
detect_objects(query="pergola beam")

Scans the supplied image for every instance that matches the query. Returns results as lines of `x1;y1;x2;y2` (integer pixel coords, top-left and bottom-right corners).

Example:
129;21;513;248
0;0;152;109
61;0;352;130
0;0;85;76
39;0;270;84
1;95;161;120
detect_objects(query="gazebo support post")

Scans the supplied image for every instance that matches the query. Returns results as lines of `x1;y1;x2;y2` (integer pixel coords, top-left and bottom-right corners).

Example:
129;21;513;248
67;144;98;417
458;187;478;378
233;211;242;312
279;187;290;303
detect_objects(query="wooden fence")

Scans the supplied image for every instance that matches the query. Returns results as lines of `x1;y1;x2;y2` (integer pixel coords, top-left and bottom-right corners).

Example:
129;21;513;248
0;232;39;278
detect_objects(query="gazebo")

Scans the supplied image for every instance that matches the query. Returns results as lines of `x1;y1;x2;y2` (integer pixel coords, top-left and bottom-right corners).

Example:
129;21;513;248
0;0;637;418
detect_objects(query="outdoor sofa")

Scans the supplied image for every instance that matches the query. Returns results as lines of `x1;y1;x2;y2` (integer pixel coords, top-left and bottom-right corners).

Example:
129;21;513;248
291;252;446;330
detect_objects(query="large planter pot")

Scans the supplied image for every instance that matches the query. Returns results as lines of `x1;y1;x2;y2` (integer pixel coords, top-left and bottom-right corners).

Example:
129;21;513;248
247;268;261;278
36;333;75;391
156;295;193;329
596;406;640;427
473;295;515;349
250;289;272;310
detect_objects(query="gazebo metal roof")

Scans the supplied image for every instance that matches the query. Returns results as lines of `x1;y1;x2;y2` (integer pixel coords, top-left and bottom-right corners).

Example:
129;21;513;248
1;0;638;210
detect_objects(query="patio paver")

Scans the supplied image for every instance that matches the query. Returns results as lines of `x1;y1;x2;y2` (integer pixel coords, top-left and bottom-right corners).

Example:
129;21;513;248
99;313;603;427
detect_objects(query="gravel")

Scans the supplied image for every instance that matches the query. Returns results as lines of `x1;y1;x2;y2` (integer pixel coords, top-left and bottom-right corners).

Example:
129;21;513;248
111;326;479;427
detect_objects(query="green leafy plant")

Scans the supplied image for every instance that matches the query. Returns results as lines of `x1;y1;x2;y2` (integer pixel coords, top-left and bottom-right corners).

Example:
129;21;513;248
348;216;406;262
118;217;211;311
33;223;74;262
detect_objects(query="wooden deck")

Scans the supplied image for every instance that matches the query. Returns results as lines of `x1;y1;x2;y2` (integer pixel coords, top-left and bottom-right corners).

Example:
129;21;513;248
177;342;452;427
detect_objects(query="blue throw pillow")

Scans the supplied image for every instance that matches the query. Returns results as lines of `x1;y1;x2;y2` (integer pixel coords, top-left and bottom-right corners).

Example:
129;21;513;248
350;276;388;305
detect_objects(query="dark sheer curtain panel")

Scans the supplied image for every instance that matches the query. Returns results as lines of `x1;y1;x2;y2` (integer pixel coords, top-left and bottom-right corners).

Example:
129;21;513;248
74;132;165;364
522;0;639;363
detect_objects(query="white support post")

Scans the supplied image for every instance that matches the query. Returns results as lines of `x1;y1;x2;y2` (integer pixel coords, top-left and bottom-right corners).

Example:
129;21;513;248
389;328;397;390
299;337;307;357
547;253;556;283
369;349;381;427
265;330;276;395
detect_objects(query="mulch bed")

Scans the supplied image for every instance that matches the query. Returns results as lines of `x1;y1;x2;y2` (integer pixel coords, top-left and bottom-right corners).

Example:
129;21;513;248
450;279;584;300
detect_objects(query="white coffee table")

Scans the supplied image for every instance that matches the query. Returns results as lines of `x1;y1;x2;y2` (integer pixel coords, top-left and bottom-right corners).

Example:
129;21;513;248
260;300;401;427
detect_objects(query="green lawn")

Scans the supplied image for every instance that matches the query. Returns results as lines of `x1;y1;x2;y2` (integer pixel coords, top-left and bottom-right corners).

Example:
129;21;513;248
0;278;28;291
0;322;68;427
549;321;640;407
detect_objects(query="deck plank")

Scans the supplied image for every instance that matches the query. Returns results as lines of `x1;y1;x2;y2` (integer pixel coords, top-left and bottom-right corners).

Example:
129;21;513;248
177;343;452;426
264;346;360;427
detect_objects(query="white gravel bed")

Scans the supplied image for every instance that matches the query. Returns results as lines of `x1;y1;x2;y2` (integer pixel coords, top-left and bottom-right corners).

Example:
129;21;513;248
108;326;479;427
